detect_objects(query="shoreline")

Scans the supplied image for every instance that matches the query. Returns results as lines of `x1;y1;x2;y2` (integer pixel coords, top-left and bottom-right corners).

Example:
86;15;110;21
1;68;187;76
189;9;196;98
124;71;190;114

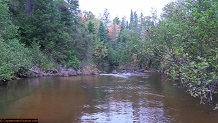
0;66;161;83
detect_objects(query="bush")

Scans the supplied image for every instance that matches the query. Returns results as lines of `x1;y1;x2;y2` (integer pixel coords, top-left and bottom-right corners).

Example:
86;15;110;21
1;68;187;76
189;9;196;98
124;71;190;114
67;56;81;70
31;42;55;70
0;38;32;81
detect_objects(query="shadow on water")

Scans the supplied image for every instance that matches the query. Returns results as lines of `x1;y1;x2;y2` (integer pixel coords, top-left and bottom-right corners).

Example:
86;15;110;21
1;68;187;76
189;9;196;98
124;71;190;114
0;73;218;123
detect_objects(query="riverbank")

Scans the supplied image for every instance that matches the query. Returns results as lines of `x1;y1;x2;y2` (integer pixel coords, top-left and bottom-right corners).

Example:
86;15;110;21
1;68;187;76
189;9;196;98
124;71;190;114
120;66;160;73
27;66;159;77
0;65;160;84
27;65;104;77
0;65;104;83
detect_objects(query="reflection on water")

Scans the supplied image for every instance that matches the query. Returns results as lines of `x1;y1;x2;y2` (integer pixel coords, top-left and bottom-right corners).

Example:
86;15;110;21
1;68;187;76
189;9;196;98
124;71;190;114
0;73;218;123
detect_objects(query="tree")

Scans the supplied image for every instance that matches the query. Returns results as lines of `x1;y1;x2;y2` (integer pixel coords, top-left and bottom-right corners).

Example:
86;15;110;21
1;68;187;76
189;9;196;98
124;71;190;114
93;39;108;65
148;0;218;103
120;17;127;31
0;0;32;81
9;0;83;64
83;10;95;20
132;11;138;31
100;8;111;27
0;0;18;42
113;16;120;25
108;21;120;42
98;21;108;42
129;9;134;29
88;21;95;33
150;8;158;27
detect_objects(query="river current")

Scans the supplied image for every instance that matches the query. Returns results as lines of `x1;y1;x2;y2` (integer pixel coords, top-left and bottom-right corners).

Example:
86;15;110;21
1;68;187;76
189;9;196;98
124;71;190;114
0;73;218;123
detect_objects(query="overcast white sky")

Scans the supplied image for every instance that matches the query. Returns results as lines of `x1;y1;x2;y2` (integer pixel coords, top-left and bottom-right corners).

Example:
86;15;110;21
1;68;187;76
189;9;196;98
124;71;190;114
79;0;175;20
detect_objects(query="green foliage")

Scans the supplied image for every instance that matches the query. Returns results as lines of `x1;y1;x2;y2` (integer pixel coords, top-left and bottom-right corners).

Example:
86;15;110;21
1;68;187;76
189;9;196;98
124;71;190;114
0;38;32;81
93;39;108;65
31;42;55;70
0;0;18;41
9;0;82;64
0;0;88;81
113;17;120;25
93;0;217;104
0;1;32;81
88;21;95;33
101;8;111;27
98;21;108;42
129;9;134;29
1;0;217;105
147;0;218;103
107;46;120;66
67;56;81;70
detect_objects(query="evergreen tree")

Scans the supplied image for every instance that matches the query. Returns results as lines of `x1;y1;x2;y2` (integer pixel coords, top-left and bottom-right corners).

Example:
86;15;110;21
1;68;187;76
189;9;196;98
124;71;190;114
101;8;111;27
129;9;134;29
120;17;126;31
118;17;126;42
133;11;138;32
88;21;95;33
9;0;81;64
113;17;120;25
98;21;108;42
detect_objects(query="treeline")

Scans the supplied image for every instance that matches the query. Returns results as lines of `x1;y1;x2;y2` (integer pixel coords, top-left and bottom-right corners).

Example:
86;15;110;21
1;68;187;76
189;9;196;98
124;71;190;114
134;0;217;103
0;0;86;81
0;0;217;103
82;0;218;103
148;0;218;103
117;0;217;103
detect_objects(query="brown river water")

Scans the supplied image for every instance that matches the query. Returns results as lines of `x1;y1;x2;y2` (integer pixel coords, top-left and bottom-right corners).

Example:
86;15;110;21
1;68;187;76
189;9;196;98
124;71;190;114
0;73;218;123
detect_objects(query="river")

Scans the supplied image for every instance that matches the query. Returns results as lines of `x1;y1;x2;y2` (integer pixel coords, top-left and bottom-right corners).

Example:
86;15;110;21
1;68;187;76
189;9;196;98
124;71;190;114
0;73;218;123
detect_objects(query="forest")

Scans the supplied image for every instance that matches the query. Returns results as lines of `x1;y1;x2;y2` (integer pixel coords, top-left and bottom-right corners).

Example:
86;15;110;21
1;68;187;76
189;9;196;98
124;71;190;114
0;0;217;104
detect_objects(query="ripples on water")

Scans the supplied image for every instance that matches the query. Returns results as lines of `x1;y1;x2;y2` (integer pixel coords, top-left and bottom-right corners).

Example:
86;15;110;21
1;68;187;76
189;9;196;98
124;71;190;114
0;73;218;123
79;73;169;123
100;73;149;79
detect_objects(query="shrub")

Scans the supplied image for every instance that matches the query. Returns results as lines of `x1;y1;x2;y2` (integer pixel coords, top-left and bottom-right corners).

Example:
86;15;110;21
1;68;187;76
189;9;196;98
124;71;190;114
67;56;81;70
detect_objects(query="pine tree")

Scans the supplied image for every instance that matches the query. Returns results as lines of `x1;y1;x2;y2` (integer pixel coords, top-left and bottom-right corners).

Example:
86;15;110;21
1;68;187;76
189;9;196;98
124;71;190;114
120;17;126;31
9;0;81;64
98;21;108;42
101;8;111;27
133;11;138;32
88;21;95;33
113;17;120;25
129;9;134;29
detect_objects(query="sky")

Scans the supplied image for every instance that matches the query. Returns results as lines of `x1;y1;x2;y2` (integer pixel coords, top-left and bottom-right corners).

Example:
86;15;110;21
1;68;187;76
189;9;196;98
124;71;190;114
79;0;175;20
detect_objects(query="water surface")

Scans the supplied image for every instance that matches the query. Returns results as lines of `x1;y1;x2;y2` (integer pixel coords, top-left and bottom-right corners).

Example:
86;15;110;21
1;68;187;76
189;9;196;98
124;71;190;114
0;73;218;123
